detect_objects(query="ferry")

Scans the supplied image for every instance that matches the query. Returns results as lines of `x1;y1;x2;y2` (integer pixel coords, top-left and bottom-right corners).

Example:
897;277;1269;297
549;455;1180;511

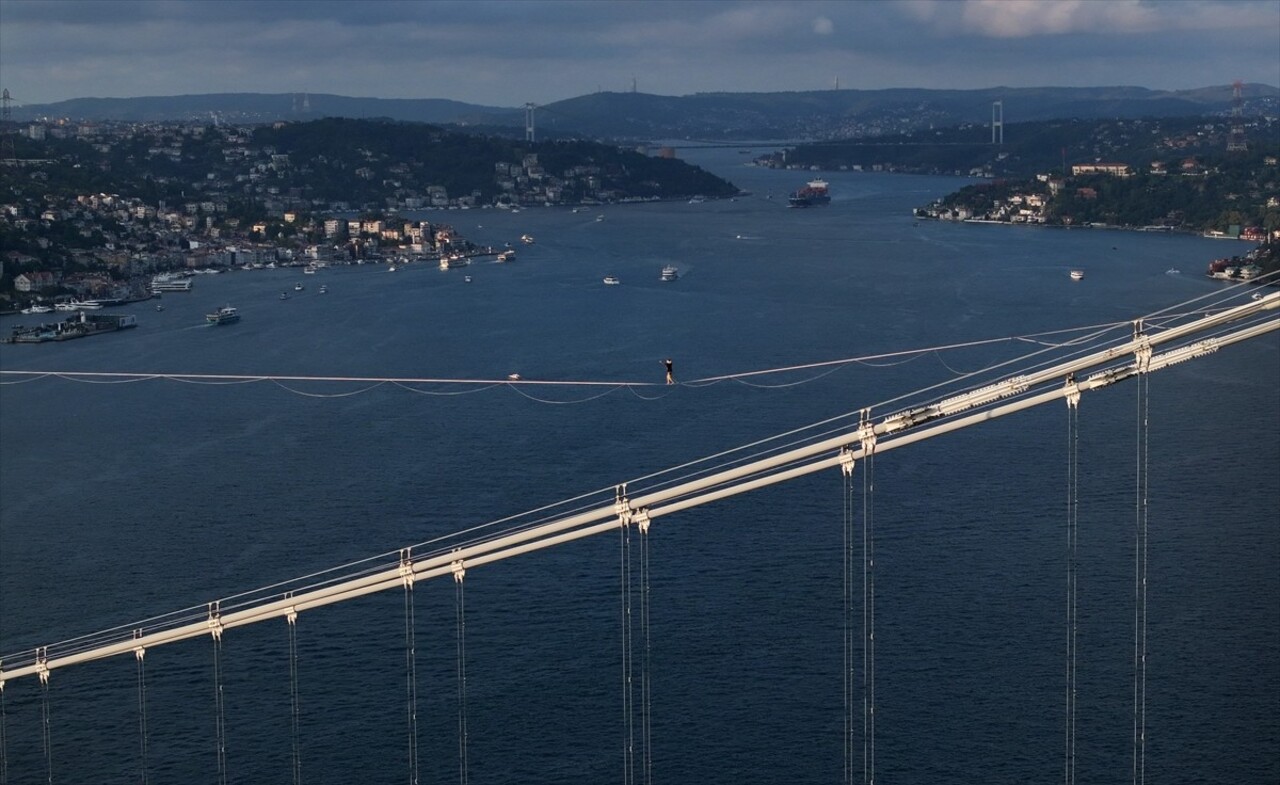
661;265;679;282
1070;270;1085;281
150;274;193;292
603;276;621;285
206;305;240;325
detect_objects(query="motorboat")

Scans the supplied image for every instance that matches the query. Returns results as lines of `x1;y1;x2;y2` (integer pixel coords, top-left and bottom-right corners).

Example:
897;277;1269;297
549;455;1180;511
294;283;304;291
464;275;473;283
1070;270;1085;281
661;265;679;282
603;276;621;285
20;305;52;314
521;234;535;244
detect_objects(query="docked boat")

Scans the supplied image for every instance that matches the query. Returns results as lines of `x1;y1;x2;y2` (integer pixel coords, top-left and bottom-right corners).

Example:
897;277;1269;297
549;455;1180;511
388;265;396;272
303;265;317;274
440;254;468;270
20;305;52;314
1070;270;1085;281
70;300;104;310
150;273;193;292
205;305;240;325
661;265;679;282
603;276;621;285
54;302;78;311
788;179;831;208
497;250;515;263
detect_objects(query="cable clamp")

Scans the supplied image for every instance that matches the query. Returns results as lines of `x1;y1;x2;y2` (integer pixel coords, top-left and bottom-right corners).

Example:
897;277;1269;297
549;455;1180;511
451;557;466;583
634;508;651;535
858;409;878;455
399;547;415;588
1064;373;1081;410
133;629;146;661
207;601;224;641
36;647;49;685
839;447;856;477
614;484;633;527
1133;320;1153;374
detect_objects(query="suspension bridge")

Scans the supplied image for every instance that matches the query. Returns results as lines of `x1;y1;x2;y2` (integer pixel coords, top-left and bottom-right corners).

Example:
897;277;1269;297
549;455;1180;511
0;288;1276;784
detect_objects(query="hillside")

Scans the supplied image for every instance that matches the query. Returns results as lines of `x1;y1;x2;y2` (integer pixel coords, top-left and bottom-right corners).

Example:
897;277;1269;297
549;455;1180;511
13;85;1278;142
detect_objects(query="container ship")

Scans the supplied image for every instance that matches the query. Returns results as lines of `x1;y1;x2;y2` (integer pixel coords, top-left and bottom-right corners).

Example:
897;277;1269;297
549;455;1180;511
788;179;831;208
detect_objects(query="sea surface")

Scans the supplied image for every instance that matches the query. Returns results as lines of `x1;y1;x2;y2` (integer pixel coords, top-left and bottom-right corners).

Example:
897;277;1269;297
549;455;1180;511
1;148;1277;784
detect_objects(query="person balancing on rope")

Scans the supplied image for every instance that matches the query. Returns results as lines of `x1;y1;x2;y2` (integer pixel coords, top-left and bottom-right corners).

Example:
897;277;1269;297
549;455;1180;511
663;358;675;385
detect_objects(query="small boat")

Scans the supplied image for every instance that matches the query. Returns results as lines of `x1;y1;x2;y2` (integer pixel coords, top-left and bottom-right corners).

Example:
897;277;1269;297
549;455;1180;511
595;215;605;222
1069;270;1085;281
497;250;515;263
661;265;679;282
303;265;317;275
464;275;472;283
388;265;397;272
521;234;535;244
319;285;328;294
206;305;239;325
603;276;621;285
1251;292;1264;300
507;373;522;381
20;305;52;314
155;304;164;312
280;292;289;300
1166;268;1181;275
295;283;304;291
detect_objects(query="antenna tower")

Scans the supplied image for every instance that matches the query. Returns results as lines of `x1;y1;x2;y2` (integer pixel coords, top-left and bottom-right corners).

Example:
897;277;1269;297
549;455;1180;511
1;89;16;163
524;102;537;143
991;100;1003;145
1227;80;1247;152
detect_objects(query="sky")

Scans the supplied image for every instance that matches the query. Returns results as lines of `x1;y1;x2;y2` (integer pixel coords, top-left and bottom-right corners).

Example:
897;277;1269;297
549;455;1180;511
1;0;1277;108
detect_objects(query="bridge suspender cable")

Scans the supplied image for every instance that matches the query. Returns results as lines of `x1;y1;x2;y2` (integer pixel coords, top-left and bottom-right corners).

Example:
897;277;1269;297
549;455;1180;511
0;295;1275;686
1065;378;1081;785
1133;329;1151;785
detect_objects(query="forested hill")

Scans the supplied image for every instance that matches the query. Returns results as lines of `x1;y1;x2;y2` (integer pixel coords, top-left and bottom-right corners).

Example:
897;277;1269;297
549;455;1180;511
252;118;739;205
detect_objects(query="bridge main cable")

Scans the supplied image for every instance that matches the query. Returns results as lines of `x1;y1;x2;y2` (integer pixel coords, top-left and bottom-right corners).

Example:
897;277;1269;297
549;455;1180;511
2;293;1276;684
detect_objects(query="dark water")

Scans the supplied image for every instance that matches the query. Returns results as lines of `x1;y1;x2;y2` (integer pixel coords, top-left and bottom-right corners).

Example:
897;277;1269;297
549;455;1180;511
1;149;1276;784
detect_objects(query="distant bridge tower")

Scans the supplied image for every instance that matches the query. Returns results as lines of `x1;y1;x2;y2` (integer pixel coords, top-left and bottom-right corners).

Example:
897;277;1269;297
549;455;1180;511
1227;80;1247;152
1;88;16;163
524;102;537;143
991;100;1004;145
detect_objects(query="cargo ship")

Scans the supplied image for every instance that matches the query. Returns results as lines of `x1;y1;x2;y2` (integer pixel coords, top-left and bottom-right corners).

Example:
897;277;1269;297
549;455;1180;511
788;179;831;208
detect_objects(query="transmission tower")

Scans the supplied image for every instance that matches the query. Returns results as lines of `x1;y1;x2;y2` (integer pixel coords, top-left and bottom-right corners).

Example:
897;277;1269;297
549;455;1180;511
991;100;1003;145
1227;80;1247;152
1;88;16;163
524;102;536;143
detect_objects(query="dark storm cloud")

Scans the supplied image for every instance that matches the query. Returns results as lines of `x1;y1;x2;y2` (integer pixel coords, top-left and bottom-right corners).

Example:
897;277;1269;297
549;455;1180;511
1;0;1276;105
